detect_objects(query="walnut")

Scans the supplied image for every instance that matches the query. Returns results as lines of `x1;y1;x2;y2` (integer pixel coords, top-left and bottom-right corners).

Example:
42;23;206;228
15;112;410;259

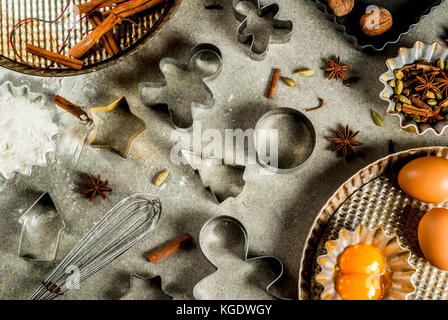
326;0;354;17
360;7;393;36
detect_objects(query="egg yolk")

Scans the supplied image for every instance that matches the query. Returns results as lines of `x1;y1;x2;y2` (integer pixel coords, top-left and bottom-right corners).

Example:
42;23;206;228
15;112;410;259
338;244;385;275
336;274;382;300
335;244;387;300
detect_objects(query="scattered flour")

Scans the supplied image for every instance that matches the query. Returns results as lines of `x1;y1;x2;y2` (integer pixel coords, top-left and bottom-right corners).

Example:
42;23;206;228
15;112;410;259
0;83;58;179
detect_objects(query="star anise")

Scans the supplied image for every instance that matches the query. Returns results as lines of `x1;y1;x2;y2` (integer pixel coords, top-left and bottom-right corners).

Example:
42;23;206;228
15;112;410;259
415;73;441;99
80;173;112;202
324;57;350;80
422;107;444;123
328;125;362;157
436;71;448;96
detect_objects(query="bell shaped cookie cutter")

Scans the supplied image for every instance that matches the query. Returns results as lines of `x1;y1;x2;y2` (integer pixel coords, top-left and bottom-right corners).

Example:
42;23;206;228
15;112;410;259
18;192;66;262
181;149;247;205
193;215;289;300
139;43;223;131
89;97;147;157
233;0;293;61
120;274;173;300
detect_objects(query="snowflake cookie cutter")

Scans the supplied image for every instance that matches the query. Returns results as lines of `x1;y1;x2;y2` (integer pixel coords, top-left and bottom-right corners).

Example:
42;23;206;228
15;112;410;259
120;274;173;300
18;192;66;262
89;97;147;158
139;43;223;131
180;149;247;205
233;0;293;61
193;215;289;300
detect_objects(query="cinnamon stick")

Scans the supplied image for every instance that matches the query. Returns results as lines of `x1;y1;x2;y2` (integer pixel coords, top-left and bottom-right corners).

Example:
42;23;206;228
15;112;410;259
146;233;193;263
74;0;124;15
26;44;84;70
88;11;121;56
104;0;165;18
69;13;122;59
267;68;281;99
54;96;91;122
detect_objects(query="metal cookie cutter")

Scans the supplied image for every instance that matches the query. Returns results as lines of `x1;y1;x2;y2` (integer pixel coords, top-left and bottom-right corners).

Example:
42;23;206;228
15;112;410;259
89;97;147;158
233;0;293;61
254;108;316;174
120;274;173;300
18;192;66;262
193;215;289;300
181;149;247;205
29;194;161;300
139;43;223;131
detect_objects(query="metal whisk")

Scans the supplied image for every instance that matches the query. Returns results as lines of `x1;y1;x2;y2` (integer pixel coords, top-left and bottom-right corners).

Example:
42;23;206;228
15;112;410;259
29;193;162;300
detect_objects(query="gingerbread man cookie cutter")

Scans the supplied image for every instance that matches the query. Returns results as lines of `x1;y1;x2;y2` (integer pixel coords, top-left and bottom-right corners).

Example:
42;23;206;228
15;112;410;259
139;43;223;131
233;0;293;61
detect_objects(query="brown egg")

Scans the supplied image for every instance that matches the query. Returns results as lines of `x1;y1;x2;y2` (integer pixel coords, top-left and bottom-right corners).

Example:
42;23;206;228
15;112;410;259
418;208;448;270
398;156;448;203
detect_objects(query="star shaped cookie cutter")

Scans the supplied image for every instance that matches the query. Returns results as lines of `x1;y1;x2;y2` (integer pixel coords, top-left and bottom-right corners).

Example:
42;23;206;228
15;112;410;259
139;43;223;131
233;0;293;61
193;215;289;300
89;97;147;158
120;274;172;300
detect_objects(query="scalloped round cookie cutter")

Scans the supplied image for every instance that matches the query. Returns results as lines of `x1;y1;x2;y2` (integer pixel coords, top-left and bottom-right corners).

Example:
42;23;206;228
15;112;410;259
233;0;293;61
193;215;290;300
139;43;223;131
254;108;316;174
0;81;59;180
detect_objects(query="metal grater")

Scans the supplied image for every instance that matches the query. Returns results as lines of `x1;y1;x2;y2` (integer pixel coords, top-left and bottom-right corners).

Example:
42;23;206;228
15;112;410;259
311;175;448;300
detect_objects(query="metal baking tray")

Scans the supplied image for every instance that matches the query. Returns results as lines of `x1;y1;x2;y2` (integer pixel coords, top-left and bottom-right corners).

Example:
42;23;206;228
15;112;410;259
313;0;444;51
299;146;448;300
0;0;182;77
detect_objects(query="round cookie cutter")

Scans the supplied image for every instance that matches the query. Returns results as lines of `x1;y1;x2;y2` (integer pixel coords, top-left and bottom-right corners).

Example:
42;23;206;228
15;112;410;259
254;108;316;174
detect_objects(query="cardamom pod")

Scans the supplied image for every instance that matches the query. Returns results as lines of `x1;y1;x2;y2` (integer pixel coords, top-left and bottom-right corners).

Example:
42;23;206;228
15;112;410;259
281;77;296;87
388;79;396;88
395;102;402;112
438;58;445;70
436;92;443;100
154;169;170;186
394;80;403;95
412;114;421;122
295;68;314;77
427;99;438;106
402;88;410;96
403;126;416;133
396;95;411;105
371;110;383;127
394;70;404;80
426;91;436;99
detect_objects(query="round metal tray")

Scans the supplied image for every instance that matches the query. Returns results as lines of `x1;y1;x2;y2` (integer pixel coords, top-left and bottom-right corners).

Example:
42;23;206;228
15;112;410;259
0;0;182;77
299;146;448;300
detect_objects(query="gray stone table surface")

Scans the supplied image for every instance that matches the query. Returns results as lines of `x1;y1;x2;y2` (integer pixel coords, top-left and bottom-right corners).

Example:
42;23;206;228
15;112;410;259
1;0;448;300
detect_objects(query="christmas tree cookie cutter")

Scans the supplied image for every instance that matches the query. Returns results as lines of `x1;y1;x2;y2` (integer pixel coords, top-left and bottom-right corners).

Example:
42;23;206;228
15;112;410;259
180;149;247;205
89;97;147;157
139;43;223;131
120;274;173;300
233;0;293;60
